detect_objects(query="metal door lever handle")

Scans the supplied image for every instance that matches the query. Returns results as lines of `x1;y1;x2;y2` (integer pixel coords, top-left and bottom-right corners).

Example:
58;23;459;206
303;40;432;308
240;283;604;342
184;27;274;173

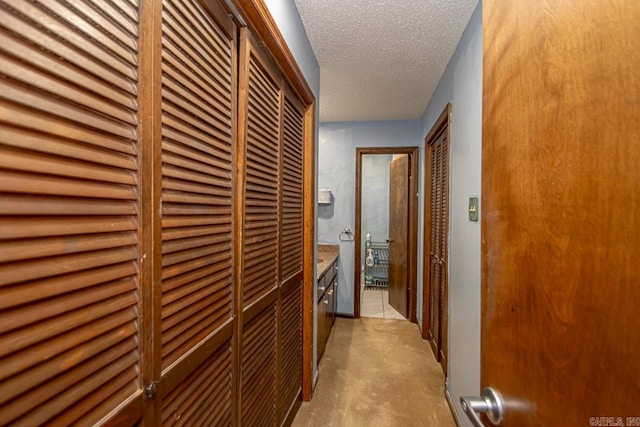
460;387;504;426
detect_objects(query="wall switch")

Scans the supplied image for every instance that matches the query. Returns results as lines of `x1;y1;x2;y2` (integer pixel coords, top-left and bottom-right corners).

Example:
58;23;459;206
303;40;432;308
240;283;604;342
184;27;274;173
469;197;479;221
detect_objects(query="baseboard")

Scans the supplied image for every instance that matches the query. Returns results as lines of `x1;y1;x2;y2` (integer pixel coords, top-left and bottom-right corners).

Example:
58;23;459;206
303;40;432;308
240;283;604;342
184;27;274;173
445;386;463;427
418;319;430;340
416;322;426;339
335;312;354;319
429;338;439;360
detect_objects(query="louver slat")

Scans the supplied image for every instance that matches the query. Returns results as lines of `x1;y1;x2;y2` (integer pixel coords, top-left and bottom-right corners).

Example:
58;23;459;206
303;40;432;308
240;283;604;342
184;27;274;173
0;0;142;425
160;0;235;372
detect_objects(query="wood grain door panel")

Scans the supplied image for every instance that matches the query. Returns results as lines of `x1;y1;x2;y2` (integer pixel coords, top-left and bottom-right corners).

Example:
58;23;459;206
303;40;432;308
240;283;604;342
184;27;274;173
278;282;303;421
388;155;409;317
157;1;237;419
0;1;144;424
240;32;281;309
280;96;304;284
241;305;278;425
482;0;640;424
161;340;233;426
278;93;305;421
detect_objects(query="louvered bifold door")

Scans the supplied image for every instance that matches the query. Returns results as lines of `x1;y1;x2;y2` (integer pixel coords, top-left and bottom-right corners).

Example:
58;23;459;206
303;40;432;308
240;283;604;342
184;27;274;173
158;0;236;424
427;129;449;362
238;28;282;426
438;134;449;367
428;132;442;352
278;92;305;423
0;1;144;425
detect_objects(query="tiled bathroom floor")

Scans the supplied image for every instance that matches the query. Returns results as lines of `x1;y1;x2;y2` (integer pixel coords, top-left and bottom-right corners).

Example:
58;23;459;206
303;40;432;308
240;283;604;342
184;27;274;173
361;289;405;319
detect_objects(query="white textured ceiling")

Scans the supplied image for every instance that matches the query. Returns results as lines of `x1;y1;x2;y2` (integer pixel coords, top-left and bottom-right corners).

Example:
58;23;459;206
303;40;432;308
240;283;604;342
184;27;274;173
293;0;479;122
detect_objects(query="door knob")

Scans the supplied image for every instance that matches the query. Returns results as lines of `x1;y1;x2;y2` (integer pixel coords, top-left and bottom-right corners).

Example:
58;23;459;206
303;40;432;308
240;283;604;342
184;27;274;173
460;387;504;426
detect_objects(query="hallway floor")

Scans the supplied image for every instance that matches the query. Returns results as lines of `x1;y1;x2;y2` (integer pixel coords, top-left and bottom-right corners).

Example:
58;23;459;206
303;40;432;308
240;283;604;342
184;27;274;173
292;318;456;427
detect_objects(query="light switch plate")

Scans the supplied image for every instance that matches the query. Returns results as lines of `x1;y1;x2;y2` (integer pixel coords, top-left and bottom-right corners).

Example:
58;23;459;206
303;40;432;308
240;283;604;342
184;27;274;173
469;197;479;221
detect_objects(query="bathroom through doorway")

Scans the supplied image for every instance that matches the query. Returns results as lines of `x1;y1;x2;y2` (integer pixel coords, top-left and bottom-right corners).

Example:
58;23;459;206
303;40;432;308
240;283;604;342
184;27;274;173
354;147;419;321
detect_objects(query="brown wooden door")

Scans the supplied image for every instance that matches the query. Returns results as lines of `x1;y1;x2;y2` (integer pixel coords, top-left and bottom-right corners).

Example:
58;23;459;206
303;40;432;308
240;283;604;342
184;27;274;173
157;0;236;424
388;155;409;317
238;28;281;426
426;127;449;371
0;1;146;424
279;93;305;422
480;0;640;425
238;27;306;426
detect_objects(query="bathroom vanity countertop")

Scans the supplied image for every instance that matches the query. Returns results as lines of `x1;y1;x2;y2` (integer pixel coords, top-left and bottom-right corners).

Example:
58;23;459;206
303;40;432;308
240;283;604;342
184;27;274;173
317;244;339;279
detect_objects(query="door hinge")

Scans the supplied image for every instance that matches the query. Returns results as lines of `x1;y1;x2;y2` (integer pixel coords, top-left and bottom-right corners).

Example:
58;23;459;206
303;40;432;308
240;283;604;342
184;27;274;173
144;381;158;399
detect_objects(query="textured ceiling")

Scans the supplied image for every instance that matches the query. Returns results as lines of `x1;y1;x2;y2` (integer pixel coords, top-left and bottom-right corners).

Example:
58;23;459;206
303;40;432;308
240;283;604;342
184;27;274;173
293;0;479;122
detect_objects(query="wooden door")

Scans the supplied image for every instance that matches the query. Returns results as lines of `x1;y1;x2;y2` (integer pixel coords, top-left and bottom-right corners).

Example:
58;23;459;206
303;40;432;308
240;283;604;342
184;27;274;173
0;1;146;424
279;92;305;422
426;126;449;371
237;27;305;426
157;0;236;424
480;0;640;425
388;155;409;317
237;28;281;426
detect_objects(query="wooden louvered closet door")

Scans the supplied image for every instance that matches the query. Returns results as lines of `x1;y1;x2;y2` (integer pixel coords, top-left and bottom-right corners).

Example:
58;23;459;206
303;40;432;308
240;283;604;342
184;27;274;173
427;128;449;373
0;0;308;424
278;92;305;422
158;0;236;424
238;28;281;426
237;28;306;425
0;0;145;425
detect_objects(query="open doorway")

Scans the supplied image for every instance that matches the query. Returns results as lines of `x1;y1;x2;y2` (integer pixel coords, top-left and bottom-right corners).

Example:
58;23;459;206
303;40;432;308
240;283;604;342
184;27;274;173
354;147;419;321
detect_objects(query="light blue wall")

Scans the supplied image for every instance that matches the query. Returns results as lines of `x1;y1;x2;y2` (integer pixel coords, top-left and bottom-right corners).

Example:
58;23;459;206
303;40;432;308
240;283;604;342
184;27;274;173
263;0;322;378
317;120;422;315
419;4;482;426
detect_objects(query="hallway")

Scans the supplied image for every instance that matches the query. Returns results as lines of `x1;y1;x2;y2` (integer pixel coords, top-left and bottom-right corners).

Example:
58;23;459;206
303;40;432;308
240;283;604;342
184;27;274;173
292;318;456;427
